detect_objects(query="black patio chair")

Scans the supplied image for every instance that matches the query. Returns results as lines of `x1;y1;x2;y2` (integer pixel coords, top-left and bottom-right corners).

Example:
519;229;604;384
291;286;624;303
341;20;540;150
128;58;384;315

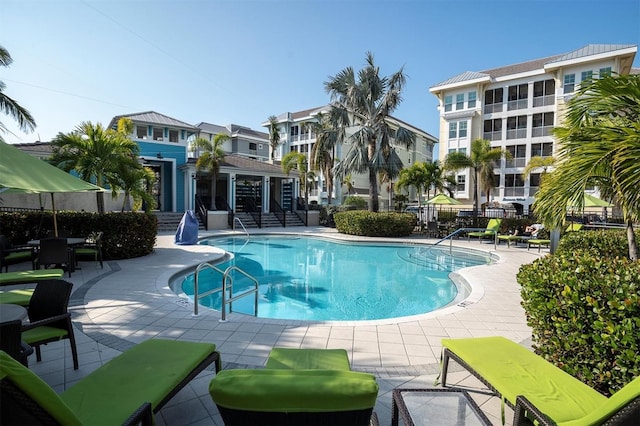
0;320;33;366
74;231;103;268
0;235;36;272
21;279;79;370
36;237;73;277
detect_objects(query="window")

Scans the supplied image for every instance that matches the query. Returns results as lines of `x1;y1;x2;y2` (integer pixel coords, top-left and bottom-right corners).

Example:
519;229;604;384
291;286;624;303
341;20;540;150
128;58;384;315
444;95;453;112
136;126;147;139
448;148;456;155
290;125;299;136
491;173;501;197
483;119;502;141
529;173;541;196
531;142;553;157
249;142;257;151
507;83;528;110
504;173;525;196
507;115;527;139
532;112;554;137
563;73;575;94
484;88;503;113
599;67;612;78
456;175;466;192
533;79;555;107
456;94;464;110
449;122;457;138
459;121;468;138
581;70;593;83
458;147;467;155
169;130;178;143
153;128;163;141
506;144;526;168
468;91;476;108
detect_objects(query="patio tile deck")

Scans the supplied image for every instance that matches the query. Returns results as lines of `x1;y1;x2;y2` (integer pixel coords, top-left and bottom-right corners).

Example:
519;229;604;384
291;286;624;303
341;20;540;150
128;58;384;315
11;226;543;425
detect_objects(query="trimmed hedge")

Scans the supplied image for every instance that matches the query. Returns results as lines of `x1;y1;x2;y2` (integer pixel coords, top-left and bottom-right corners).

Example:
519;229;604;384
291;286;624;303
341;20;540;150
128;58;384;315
0;211;157;259
517;251;640;396
334;210;414;237
556;228;637;258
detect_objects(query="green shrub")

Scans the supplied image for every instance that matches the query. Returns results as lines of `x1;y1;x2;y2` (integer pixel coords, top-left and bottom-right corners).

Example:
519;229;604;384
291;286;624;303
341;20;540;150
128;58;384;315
517;252;640;395
0;211;156;259
342;196;367;209
334;210;414;237
557;229;637;258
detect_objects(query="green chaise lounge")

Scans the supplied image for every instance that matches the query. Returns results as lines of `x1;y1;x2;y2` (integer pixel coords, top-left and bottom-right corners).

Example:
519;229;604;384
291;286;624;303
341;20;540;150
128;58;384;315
440;336;640;425
0;338;221;425
467;218;502;243
209;348;380;425
0;269;65;306
527;223;583;252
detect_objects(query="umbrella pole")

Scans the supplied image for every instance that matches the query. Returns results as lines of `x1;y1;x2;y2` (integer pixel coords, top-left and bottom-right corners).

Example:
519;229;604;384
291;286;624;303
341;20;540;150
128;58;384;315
51;193;58;237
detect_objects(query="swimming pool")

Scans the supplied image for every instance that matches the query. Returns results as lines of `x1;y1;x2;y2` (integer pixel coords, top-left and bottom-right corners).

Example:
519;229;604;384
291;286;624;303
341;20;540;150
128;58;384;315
180;235;492;321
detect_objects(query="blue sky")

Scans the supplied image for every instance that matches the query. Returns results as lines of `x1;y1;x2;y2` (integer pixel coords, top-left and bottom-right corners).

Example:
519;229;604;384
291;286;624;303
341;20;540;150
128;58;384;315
2;0;639;145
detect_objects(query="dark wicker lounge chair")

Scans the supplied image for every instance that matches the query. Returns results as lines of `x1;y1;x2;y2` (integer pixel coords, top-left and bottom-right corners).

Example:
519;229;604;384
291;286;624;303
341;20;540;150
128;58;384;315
210;348;379;426
0;338;221;425
441;336;640;425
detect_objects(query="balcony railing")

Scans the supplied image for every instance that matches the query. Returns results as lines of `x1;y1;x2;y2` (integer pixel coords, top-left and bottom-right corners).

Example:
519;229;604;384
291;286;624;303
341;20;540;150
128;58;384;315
507;99;528;111
483;103;503;114
506;129;527;139
504;187;525;196
532;126;553;137
505;158;526;168
533;95;555;107
483;131;502;141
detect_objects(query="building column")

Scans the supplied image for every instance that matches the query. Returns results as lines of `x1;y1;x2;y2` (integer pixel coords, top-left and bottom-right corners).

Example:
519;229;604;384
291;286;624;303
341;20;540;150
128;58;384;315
263;176;270;213
229;173;236;212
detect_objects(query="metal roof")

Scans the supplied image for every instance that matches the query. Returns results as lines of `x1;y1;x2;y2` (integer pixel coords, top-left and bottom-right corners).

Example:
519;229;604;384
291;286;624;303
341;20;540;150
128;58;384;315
547;44;636;64
109;111;198;130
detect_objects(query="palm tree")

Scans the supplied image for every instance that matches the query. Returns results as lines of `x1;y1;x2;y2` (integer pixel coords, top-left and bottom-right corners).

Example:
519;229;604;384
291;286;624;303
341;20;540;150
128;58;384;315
191;134;228;210
267;115;280;162
396;162;429;207
281;151;310;206
0;45;36;140
342;173;355;196
308;113;337;204
444;139;509;214
534;74;640;259
522;156;556;180
112;162;156;212
324;52;416;212
423;160;456;199
49;119;139;213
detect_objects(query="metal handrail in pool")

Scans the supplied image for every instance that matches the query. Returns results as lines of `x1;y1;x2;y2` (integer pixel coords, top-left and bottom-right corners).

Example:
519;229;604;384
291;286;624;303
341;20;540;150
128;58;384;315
433;227;498;251
233;217;250;237
192;262;259;321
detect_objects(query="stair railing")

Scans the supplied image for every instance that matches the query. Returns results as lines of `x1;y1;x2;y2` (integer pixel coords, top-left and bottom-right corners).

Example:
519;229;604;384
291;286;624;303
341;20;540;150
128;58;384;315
194;195;209;230
270;198;286;227
246;198;262;228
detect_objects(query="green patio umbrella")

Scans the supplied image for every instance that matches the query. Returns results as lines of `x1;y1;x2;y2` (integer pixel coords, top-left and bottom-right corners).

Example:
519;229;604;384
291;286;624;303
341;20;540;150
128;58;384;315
0;141;103;236
574;192;613;208
425;193;462;205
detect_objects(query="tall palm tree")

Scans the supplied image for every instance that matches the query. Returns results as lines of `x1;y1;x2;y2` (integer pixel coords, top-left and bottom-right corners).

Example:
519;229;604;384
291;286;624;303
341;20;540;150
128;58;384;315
267;115;280;162
0;45;36;140
444;139;509;214
191;134;228;210
49;119;139;213
308;113;337;204
534;74;640;259
281;151;310;206
324;52;416;212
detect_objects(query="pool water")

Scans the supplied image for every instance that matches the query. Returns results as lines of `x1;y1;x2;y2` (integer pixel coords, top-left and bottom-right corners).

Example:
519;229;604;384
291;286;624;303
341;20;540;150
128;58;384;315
180;236;491;321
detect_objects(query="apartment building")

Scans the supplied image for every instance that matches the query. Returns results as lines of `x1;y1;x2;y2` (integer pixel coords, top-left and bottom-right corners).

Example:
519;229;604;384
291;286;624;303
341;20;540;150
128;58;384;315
429;44;637;215
265;106;437;209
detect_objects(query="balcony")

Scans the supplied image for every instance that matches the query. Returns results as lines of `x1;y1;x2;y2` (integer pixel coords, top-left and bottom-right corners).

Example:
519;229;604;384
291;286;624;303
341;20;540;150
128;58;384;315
505;158;526;168
483;104;503;114
504;187;525;197
507;99;528;111
506;129;527;140
483;131;502;141
533;95;555;107
532;126;553;137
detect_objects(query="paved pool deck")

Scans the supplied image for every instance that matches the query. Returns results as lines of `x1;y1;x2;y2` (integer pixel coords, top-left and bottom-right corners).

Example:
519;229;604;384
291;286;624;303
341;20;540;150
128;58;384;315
16;227;545;425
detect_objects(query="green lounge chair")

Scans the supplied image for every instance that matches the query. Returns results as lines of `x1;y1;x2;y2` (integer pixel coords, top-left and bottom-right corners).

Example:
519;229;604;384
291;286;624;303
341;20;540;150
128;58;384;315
0;338;221;425
209;347;379;425
527;223;583;252
467;218;502;243
440;336;640;425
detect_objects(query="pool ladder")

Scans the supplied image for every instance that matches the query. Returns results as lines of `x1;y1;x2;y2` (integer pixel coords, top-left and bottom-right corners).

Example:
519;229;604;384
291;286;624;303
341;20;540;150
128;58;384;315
192;262;259;322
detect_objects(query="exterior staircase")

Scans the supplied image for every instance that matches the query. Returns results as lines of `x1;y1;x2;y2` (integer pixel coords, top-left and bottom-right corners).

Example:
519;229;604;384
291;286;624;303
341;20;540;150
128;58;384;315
153;212;205;232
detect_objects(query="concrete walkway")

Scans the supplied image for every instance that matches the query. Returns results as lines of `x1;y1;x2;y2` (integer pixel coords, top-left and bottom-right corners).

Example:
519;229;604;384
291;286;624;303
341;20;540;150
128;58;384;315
17;227;544;425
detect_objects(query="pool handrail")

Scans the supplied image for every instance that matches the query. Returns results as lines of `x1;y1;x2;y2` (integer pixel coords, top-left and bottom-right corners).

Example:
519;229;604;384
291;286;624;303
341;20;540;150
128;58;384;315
192;262;259;321
434;227;498;252
233;217;250;237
